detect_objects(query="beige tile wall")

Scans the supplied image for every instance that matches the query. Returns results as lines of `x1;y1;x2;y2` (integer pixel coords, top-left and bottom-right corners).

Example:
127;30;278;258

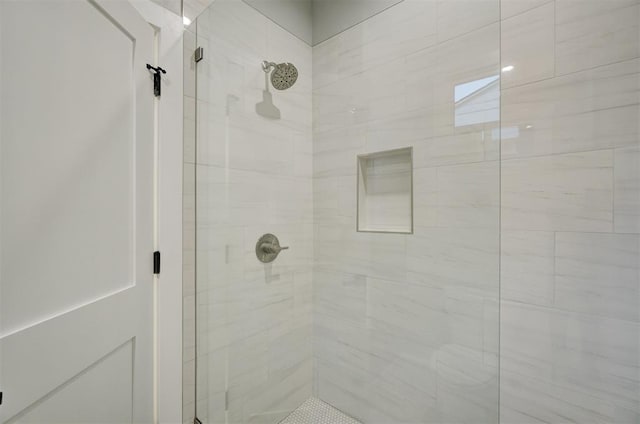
499;0;640;422
312;1;501;422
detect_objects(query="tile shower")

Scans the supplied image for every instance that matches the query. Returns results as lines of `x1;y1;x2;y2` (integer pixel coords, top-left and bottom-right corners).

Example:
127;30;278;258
184;1;640;423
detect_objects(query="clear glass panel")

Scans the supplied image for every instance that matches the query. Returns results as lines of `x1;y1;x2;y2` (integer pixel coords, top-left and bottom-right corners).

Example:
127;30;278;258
498;0;640;421
193;1;314;422
312;1;500;422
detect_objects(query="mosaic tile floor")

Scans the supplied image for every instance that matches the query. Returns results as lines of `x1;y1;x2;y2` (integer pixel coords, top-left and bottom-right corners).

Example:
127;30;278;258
279;397;361;424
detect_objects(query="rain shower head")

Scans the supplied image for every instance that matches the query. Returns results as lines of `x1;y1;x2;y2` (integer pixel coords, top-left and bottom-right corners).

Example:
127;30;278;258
262;60;298;90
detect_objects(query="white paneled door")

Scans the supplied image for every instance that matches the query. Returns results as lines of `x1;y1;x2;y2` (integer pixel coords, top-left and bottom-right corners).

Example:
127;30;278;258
0;1;154;422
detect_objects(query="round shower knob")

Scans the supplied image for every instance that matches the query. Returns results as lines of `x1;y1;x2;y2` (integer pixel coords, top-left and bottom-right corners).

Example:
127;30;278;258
255;233;289;263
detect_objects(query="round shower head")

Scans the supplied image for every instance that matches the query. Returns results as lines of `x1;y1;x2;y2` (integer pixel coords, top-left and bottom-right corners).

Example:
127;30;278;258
268;62;298;90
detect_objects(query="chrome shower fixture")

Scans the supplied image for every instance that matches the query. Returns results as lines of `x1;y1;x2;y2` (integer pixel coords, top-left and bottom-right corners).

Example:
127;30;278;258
255;233;289;263
261;60;298;90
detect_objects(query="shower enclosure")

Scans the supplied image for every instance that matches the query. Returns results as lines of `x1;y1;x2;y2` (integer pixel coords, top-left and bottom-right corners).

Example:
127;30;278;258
184;0;639;423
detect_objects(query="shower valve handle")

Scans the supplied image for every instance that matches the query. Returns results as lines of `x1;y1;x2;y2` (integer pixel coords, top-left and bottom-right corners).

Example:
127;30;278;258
256;234;289;263
260;242;289;254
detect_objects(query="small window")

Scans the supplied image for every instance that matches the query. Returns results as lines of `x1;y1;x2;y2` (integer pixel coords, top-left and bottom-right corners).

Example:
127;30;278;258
454;75;500;128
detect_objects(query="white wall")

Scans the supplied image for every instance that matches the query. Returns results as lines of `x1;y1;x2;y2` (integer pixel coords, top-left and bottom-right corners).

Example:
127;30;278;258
130;2;184;423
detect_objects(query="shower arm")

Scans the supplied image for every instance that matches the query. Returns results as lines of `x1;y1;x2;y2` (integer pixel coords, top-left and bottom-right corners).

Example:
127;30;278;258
262;71;271;92
261;60;277;73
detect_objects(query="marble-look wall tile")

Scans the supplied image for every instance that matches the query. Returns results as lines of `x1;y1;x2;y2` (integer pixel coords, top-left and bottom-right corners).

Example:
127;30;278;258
434;161;499;229
406;23;500;115
501;0;551;20
436;0;499;43
314;270;367;327
554;232;640;322
313;271;499;423
313;1;500;422
501;59;640;159
313;127;366;178
312;0;437;89
615;146;640;233
313;176;355;226
336;231;408;282
502;150;614;232
312;56;409;134
364;278;440;423
501;230;555;306
406;227;499;292
500;368;639;424
499;0;640;422
435;347;498;424
364;111;435;153
412;132;494;168
501;301;640;423
412;168;438;227
501;2;555;89
556;0;639;76
366;277;443;351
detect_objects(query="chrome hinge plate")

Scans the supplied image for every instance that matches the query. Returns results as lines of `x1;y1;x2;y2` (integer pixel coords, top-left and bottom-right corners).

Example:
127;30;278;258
195;47;204;63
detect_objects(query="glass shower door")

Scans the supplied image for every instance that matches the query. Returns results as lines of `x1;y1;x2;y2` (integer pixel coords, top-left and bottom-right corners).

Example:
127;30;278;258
191;1;314;422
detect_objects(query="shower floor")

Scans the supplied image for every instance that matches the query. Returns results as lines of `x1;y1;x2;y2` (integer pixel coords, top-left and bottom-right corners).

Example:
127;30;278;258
280;397;361;424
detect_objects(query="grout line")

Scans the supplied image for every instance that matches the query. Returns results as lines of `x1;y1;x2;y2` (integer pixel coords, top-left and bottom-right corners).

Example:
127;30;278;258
613;148;617;232
552;231;557;306
313;20;501;90
502;56;640;92
502;297;640;325
501;228;639;236
501;146;619;164
501;0;555;21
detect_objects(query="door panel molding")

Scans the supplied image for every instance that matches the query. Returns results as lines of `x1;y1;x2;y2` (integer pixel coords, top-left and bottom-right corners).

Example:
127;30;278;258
0;0;155;422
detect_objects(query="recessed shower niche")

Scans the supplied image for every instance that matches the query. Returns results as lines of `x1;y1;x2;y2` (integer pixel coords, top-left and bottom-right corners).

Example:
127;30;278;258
357;147;413;234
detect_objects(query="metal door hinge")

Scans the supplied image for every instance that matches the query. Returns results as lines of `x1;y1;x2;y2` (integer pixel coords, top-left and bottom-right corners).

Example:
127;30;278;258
0;391;3;405
195;47;204;63
153;251;161;275
146;64;167;97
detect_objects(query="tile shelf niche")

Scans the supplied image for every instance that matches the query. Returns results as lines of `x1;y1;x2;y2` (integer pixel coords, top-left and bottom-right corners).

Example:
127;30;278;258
357;147;413;234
